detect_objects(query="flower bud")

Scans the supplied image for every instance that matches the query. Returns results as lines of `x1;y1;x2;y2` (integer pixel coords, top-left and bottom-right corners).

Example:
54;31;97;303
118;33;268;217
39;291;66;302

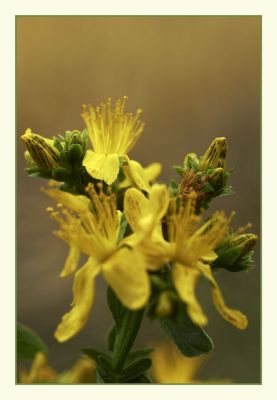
213;233;258;272
183;152;199;172
228;234;258;258
24;150;35;166
155;291;175;318
198;137;227;171
52;167;71;182
21;129;60;172
209;167;225;190
65;129;88;156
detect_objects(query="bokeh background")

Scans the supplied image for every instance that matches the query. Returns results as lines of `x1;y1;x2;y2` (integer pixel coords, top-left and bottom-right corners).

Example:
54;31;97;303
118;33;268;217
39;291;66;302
17;16;261;383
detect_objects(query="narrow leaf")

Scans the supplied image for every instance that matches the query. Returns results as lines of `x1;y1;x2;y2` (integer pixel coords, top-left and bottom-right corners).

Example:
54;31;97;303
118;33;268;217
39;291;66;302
17;322;47;361
122;358;152;381
160;310;214;357
81;348;108;362
126;348;154;366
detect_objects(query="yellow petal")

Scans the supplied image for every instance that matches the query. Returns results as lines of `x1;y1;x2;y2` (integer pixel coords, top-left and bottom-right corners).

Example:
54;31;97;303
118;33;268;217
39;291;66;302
151;341;204;383
54;258;100;342
124;187;148;232
197;262;248;330
20;352;57;383
43;188;90;213
58;357;96;384
144;162;162;182
60;245;80;277
146;184;169;224
172;263;208;326
127;159;151;192
102;247;150;310
139;184;169;237
83;150;119;184
201;250;218;264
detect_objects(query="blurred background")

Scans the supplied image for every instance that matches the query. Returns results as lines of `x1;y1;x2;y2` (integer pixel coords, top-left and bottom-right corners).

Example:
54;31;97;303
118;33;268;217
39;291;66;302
16;16;261;383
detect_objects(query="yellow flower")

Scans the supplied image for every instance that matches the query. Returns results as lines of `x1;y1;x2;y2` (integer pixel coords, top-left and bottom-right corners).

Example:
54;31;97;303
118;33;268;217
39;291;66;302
21;128;60;172
19;352;95;384
124;188;248;330
150;341;205;384
47;183;150;342
82;97;151;189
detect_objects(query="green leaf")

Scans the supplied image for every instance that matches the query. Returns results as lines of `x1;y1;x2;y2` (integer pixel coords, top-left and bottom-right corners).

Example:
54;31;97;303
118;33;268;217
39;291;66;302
82;349;114;383
160;309;214;357
95;369;105;383
169;179;179;196
218;185;234;196
97;355;114;376
173;165;184;177
26;167;51;179
203;182;215;193
17;322;47;361
81;348;108;362
126;348;153;366
122;358;152;381
107;287;125;329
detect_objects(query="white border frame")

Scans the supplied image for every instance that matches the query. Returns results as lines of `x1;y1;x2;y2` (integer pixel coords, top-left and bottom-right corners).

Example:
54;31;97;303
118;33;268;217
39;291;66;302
1;1;276;399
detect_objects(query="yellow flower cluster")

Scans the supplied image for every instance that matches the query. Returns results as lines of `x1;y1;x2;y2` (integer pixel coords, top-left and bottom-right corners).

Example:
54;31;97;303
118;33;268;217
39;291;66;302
22;97;249;344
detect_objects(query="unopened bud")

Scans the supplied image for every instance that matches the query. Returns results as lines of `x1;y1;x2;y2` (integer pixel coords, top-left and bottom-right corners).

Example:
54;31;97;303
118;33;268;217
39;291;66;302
21;129;60;172
66;129;88;156
228;234;258;258
213;233;258;272
66;130;82;145
155;291;175;318
24;150;35;166
68;143;83;162
198;137;227;171
209;167;225;190
52;167;71;181
183;152;199;172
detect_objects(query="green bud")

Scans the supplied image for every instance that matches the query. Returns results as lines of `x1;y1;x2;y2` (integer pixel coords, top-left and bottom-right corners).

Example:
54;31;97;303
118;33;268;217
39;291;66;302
21;129;60;173
65;130;88;160
213;233;258;272
183;152;199;172
68;143;83;162
65;130;81;145
198;137;227;171
209;167;225;190
52;167;71;182
228;234;258;257
24;150;36;166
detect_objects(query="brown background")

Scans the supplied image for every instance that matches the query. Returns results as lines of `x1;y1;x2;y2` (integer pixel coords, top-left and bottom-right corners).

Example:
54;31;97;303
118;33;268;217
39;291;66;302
17;16;260;383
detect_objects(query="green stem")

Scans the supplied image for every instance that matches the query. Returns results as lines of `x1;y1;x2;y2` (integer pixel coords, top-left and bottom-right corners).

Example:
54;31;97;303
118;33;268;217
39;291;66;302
112;308;144;373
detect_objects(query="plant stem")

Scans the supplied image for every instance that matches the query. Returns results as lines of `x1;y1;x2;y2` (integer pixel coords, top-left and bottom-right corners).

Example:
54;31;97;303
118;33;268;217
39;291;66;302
112;308;144;373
